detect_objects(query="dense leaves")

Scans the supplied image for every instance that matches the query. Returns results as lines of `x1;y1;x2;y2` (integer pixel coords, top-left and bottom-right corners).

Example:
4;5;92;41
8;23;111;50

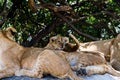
0;0;120;47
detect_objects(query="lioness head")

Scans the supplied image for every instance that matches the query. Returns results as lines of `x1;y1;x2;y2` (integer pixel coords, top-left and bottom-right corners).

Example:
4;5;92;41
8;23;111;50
45;35;69;50
0;27;17;41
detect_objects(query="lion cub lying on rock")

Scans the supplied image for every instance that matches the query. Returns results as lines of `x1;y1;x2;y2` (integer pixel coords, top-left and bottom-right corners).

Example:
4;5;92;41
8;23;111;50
48;34;120;71
0;27;82;80
46;35;120;76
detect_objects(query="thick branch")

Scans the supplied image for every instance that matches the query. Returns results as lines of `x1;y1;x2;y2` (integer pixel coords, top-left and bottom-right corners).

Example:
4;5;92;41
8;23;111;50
55;13;99;41
29;0;72;12
25;18;59;47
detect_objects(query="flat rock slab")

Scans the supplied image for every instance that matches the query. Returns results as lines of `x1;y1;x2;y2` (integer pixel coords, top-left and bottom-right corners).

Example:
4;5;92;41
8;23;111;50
2;76;62;80
2;74;120;80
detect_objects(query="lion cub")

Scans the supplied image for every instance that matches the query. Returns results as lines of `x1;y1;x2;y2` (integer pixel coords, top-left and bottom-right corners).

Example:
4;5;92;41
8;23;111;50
0;27;83;80
46;35;120;76
45;34;79;52
48;34;120;71
45;35;69;50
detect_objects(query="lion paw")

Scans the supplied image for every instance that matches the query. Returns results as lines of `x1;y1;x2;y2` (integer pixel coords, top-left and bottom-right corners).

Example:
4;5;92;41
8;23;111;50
15;69;24;76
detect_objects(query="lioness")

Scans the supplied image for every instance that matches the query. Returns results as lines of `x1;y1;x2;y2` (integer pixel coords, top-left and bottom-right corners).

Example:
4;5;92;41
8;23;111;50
0;27;82;80
45;35;120;76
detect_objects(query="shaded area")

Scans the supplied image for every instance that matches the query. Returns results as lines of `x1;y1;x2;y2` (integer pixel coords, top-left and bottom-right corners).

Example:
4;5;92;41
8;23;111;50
1;0;120;47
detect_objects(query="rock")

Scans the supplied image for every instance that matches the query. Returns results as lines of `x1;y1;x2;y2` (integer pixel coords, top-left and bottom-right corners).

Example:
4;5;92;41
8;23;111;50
2;74;120;80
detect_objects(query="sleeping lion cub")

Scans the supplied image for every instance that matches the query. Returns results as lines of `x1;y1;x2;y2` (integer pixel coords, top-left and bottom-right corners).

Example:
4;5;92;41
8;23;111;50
47;34;120;71
45;35;120;76
0;27;82;80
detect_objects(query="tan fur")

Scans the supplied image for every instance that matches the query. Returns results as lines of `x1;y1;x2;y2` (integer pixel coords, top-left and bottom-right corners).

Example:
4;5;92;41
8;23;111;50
67;34;113;61
78;39;113;61
60;51;120;76
48;34;120;71
45;34;79;52
45;35;69;50
46;35;120;76
54;34;120;71
1;28;120;79
110;34;120;71
0;28;82;80
2;27;17;41
69;34;120;71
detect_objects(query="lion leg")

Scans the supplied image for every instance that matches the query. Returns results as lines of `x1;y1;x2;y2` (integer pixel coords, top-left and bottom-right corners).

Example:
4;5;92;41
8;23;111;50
15;60;44;78
77;65;107;76
15;68;43;78
0;66;20;79
67;70;84;80
77;64;120;76
15;50;84;80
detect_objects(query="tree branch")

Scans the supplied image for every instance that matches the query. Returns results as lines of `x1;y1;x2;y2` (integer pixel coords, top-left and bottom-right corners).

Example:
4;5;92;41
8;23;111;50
24;17;59;47
55;12;99;41
29;0;72;12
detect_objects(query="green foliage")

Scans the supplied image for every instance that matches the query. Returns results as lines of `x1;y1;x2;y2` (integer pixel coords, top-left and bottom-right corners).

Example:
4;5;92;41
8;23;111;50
1;0;120;47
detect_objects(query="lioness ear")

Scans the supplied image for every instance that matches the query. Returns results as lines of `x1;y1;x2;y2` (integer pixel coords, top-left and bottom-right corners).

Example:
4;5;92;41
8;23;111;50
6;27;17;35
5;27;17;40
